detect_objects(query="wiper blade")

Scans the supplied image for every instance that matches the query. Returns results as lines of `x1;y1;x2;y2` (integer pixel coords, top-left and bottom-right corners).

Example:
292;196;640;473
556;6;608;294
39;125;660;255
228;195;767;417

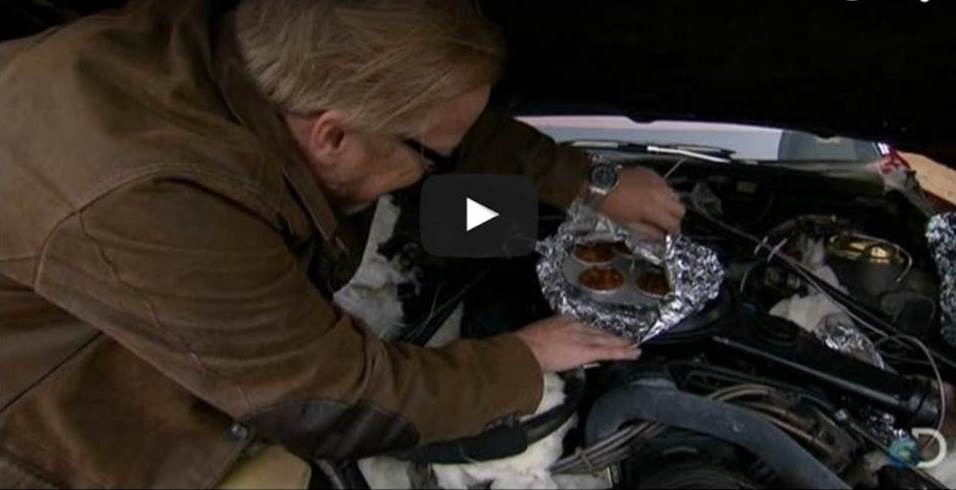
568;140;734;163
645;144;732;164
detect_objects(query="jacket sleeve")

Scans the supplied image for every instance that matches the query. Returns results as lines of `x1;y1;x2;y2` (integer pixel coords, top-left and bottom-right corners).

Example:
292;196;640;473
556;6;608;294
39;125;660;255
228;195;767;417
456;109;590;209
33;179;544;459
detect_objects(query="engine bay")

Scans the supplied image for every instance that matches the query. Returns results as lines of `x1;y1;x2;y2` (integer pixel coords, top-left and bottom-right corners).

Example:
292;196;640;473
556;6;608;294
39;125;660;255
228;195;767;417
335;153;955;489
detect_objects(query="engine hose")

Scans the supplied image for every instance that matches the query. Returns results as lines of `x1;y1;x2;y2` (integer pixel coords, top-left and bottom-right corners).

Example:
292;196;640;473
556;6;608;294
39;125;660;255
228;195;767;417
585;377;849;490
394;370;586;464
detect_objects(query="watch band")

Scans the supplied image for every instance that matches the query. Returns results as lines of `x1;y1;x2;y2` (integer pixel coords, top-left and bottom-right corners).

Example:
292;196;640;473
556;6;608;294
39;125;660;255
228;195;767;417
582;161;621;213
583;182;611;213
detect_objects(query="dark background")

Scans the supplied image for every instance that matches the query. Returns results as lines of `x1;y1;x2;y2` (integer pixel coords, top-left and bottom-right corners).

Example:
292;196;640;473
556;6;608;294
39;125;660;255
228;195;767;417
3;0;954;165
481;2;956;166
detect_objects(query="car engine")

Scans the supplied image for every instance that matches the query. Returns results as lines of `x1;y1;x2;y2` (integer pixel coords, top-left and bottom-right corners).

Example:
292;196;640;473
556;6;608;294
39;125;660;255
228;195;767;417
324;153;955;489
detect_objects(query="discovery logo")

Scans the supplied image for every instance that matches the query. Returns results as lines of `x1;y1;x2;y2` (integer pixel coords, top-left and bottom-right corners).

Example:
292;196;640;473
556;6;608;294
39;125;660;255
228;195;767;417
890;428;948;469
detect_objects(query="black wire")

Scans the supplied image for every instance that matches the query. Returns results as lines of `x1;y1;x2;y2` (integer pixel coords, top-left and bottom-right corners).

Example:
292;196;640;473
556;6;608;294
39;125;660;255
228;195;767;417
688;207;956;375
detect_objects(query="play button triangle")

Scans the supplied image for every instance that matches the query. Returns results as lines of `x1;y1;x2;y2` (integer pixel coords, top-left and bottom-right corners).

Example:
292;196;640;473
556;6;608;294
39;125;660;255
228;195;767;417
466;197;499;231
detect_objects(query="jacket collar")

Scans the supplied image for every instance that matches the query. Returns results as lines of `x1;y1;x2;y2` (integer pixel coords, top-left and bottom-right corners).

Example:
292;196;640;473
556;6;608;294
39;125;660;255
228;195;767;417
210;10;348;254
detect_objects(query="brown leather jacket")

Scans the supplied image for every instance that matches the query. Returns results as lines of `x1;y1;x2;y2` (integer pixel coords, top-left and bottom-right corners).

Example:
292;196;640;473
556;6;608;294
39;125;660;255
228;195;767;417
0;1;588;488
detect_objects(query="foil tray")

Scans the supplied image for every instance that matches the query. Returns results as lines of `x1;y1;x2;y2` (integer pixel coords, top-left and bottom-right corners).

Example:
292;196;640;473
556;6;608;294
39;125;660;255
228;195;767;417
562;246;666;307
536;201;725;343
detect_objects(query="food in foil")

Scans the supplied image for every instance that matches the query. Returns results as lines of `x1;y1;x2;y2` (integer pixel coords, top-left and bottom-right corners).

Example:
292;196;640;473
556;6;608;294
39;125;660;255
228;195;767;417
926;212;956;347
613;241;634;257
573;242;617;265
536;200;725;342
579;267;625;292
634;264;671;298
560;239;661;307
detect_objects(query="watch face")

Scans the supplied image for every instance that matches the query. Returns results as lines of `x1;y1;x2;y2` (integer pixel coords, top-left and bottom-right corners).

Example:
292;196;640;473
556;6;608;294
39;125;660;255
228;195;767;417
591;163;619;189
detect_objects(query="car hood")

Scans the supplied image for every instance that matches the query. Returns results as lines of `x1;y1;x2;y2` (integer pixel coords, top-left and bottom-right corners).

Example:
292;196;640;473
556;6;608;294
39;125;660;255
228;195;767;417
481;2;955;167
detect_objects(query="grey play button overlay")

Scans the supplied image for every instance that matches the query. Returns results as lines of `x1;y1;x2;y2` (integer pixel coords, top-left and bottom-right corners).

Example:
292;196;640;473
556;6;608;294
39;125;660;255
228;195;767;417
421;174;538;258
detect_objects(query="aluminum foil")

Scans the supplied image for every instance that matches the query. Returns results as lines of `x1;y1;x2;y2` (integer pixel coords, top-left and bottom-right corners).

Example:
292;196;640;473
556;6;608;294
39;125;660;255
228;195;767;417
769;236;887;369
860;407;911;447
816;313;886;370
926;212;956;347
535;201;725;342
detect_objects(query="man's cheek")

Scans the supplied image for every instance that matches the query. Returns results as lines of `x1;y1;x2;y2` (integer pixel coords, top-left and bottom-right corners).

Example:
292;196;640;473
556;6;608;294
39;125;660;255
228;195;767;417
388;161;426;192
405;162;426;186
357;165;421;202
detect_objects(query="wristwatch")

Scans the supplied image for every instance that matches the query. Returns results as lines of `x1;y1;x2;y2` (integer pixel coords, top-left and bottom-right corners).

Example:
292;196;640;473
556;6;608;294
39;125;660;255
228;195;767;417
582;161;622;213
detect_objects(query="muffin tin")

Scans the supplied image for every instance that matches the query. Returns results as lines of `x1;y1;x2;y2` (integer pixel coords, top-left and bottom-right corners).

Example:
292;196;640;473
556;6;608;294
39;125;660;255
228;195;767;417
563;240;672;306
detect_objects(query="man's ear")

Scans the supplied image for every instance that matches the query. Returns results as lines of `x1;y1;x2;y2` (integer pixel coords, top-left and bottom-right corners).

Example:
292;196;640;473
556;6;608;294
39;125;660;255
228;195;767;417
307;110;350;168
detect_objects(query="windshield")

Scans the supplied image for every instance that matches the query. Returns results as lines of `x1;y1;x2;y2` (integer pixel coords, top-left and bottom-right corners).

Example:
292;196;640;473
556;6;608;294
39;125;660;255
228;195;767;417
518;116;885;163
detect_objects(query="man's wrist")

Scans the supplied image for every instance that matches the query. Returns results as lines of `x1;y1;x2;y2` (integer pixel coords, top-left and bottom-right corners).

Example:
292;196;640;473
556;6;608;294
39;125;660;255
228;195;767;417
582;160;621;213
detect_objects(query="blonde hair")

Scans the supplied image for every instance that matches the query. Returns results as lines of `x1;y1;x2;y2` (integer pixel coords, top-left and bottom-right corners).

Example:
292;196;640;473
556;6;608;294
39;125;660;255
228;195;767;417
235;0;505;135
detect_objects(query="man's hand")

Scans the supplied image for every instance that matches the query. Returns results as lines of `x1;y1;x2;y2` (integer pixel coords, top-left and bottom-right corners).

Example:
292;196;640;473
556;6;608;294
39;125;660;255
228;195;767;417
513;315;641;373
600;167;685;241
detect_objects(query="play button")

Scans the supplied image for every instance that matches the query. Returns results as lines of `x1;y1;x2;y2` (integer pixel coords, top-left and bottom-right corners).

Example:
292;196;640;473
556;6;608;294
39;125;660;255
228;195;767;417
466;198;499;231
421;174;538;258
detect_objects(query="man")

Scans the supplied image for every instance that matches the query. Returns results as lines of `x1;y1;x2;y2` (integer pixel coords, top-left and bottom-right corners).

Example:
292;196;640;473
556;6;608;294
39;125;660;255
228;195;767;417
0;0;685;487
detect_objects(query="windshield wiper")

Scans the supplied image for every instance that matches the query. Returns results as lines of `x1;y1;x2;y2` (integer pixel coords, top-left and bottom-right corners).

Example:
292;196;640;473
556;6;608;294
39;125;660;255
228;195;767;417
644;144;733;163
567;140;735;164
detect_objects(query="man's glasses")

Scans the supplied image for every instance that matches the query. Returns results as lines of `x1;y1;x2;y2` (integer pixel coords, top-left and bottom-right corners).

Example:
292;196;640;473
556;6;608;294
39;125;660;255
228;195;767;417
402;138;459;175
